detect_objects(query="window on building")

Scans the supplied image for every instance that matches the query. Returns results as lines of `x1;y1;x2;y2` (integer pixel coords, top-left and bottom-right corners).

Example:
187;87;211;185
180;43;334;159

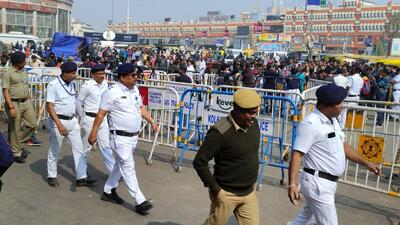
6;9;33;34
58;9;70;33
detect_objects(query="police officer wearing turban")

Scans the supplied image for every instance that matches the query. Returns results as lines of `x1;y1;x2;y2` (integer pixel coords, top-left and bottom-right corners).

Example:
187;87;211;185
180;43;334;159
288;83;380;225
78;63;115;173
2;51;37;163
46;61;96;187
193;89;262;225
88;63;158;215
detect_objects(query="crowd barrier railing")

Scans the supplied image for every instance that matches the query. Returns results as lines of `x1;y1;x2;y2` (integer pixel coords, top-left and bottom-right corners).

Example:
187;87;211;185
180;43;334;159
302;99;400;197
137;84;180;165
175;88;299;189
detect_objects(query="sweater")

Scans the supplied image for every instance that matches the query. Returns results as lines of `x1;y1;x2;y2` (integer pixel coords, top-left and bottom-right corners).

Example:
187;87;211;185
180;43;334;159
193;116;260;196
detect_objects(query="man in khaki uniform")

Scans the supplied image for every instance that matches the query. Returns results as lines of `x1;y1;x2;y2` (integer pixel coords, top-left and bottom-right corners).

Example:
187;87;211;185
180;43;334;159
2;51;37;163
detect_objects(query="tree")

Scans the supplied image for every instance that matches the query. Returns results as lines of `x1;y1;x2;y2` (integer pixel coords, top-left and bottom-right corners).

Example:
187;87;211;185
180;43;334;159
384;14;400;57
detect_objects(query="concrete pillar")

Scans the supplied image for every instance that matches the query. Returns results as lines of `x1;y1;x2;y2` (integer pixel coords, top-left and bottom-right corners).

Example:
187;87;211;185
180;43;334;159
32;11;37;36
55;9;59;32
67;11;71;34
1;8;6;33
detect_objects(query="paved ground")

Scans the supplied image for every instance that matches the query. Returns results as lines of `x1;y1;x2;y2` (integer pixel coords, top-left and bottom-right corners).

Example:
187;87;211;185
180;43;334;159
0;125;399;225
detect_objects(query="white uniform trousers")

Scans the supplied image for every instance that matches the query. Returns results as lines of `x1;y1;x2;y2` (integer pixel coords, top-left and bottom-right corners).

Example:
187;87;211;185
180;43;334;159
47;117;88;180
392;90;400;119
81;115;115;173
104;133;146;205
291;172;338;225
339;96;359;129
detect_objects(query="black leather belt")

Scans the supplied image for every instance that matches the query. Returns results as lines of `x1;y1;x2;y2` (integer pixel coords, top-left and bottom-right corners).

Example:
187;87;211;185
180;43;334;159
57;114;74;120
303;168;339;182
85;112;97;117
348;94;359;97
11;98;27;103
110;130;139;137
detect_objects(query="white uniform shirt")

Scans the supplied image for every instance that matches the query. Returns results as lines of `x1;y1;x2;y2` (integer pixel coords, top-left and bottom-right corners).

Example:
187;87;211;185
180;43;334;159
100;82;142;132
393;74;400;90
46;77;77;116
333;75;348;89
347;73;363;96
78;79;108;113
294;109;346;176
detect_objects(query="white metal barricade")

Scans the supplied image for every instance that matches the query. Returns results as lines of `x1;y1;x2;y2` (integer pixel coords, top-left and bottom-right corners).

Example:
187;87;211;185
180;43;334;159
154;70;168;81
307;78;332;89
137;84;180;165
77;68;91;79
205;73;218;86
303;99;400;197
167;73;180;82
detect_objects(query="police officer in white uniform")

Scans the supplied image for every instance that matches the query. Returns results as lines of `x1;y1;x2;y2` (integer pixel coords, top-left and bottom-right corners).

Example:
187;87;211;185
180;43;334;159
46;62;97;187
391;68;400;119
88;63;159;215
288;84;380;225
78;64;115;173
339;67;363;128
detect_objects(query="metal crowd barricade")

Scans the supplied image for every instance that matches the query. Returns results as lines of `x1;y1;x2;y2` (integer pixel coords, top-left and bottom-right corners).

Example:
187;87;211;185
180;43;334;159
153;70;168;81
137;84;180;165
302;99;400;197
307;78;331;89
167;73;180;82
205;73;218;86
175;88;299;190
77;67;91;79
215;85;302;149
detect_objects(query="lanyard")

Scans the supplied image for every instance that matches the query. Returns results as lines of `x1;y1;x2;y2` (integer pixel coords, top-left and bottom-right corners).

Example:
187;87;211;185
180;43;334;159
58;77;77;97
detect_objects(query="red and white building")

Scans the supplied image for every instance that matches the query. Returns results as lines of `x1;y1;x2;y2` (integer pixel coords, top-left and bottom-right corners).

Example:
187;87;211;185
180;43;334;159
284;0;400;54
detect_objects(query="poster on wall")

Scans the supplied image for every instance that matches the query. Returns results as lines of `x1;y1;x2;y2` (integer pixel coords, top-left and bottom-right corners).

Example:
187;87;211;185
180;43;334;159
391;38;400;56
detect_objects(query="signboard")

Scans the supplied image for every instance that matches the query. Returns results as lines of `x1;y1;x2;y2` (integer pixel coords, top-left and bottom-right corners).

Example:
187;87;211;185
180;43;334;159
25;67;61;83
237;26;250;36
357;135;384;163
84;32;138;43
391;38;400;56
257;33;278;42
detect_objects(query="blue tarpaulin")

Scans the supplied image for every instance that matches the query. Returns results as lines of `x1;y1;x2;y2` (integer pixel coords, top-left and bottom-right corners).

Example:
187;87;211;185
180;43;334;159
307;0;324;5
49;32;90;59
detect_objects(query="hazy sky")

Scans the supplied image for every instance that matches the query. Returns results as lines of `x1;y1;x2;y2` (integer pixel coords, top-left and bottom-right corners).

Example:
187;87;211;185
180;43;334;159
72;0;400;32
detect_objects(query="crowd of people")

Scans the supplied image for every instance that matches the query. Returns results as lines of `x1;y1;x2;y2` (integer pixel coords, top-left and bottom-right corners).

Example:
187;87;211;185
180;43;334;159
0;43;399;224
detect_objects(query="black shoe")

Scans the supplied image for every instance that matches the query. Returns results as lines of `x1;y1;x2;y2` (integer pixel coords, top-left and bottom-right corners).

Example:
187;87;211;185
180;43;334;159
76;177;97;187
47;178;59;187
101;188;124;204
135;200;153;215
13;156;25;164
21;150;27;159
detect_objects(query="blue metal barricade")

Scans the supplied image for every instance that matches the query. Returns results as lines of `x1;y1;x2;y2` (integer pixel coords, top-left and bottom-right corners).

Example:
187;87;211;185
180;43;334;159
176;88;299;190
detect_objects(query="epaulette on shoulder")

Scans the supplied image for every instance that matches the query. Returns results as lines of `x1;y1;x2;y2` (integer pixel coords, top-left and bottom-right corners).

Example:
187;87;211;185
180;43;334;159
213;117;232;135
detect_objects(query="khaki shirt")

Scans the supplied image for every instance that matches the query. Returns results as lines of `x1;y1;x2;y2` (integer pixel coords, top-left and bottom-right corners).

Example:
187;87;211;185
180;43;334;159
2;66;29;99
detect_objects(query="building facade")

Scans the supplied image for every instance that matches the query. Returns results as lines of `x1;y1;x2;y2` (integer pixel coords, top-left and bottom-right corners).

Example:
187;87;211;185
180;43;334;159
71;18;94;37
0;0;73;39
107;18;284;50
284;1;400;54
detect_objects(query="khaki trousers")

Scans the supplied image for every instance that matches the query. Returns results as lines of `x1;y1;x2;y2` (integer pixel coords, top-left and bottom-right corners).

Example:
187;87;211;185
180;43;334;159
203;188;260;225
6;100;36;157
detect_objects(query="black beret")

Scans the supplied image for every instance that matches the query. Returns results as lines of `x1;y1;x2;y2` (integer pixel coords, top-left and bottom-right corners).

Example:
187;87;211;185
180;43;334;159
91;63;106;71
117;63;136;75
316;84;347;105
61;62;78;73
10;51;26;64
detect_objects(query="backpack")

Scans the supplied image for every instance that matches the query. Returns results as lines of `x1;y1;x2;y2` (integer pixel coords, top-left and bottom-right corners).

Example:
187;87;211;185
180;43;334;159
360;78;371;96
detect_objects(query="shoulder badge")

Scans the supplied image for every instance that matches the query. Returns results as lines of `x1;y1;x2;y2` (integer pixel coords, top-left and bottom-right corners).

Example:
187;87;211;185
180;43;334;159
213;117;232;135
